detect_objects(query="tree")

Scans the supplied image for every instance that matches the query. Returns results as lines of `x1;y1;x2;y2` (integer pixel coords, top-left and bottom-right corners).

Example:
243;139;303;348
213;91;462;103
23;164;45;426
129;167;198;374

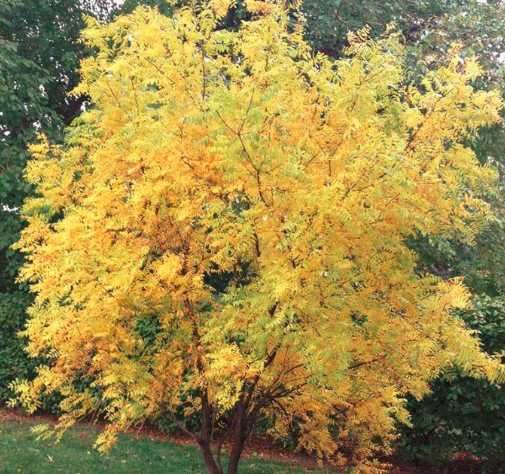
0;0;60;401
12;2;505;472
300;0;505;69
0;0;118;405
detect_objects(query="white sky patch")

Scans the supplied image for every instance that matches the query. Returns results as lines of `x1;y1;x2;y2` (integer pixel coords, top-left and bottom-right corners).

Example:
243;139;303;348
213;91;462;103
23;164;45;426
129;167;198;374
2;205;19;213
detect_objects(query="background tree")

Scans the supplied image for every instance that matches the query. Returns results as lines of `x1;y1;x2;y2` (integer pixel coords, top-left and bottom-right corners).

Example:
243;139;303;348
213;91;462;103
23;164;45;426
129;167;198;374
399;152;505;466
12;3;504;473
392;2;505;465
0;0;116;403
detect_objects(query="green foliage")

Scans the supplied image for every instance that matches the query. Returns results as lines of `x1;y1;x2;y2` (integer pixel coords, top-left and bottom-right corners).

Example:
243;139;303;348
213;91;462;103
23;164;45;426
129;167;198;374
466;295;505;353
0;3;52;404
120;0;175;15
302;0;427;55
406;1;505;84
0;292;33;402
400;296;505;468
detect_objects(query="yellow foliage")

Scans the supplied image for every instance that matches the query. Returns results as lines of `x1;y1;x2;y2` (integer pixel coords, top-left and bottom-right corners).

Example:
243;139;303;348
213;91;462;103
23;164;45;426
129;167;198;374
12;1;504;471
210;0;235;18
245;0;275;14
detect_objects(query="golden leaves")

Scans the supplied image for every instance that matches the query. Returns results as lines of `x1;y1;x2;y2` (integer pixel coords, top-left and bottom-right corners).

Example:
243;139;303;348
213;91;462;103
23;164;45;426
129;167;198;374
155;254;183;283
210;0;235;18
245;0;275;15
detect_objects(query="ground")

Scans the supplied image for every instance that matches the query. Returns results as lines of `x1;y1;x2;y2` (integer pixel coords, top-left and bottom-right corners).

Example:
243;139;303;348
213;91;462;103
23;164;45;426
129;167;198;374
0;410;484;473
0;411;326;474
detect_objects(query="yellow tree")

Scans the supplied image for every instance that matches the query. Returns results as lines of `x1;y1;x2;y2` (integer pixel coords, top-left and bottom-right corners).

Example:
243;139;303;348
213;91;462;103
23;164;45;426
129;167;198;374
12;1;504;472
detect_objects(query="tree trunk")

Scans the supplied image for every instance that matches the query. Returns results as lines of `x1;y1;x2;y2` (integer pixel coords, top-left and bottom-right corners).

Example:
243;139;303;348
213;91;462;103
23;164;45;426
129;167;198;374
197;383;223;474
226;399;248;474
199;440;223;474
226;436;245;474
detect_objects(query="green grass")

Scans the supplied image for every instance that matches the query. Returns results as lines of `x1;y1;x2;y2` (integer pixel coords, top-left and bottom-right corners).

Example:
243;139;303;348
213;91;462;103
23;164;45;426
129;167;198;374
0;420;328;473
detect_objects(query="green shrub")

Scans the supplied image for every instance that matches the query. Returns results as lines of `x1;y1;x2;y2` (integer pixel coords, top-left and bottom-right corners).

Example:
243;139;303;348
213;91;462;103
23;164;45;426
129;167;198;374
399;296;505;469
0;292;34;403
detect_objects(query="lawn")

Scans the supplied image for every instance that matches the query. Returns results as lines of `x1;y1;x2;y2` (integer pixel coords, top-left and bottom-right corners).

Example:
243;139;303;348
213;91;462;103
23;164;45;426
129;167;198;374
0;418;328;474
